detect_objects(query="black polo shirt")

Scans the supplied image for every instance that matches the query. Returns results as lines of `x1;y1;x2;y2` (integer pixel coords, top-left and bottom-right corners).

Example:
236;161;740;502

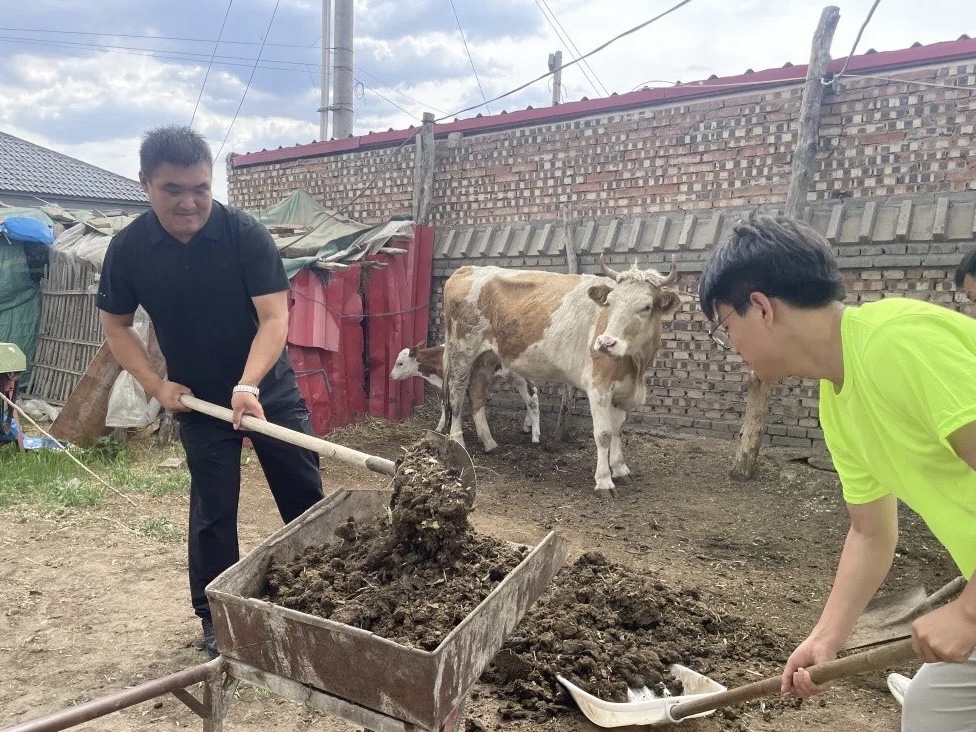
97;202;294;407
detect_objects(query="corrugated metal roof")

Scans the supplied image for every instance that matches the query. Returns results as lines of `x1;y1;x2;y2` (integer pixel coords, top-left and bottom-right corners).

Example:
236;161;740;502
433;192;976;262
0;131;148;203
231;36;976;168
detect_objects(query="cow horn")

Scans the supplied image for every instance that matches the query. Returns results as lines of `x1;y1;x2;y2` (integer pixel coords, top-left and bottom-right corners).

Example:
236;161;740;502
653;256;678;287
599;254;621;281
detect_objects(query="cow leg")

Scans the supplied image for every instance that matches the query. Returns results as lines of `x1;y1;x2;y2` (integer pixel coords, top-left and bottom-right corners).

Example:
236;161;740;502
608;407;630;480
511;374;540;443
587;390;616;496
468;362;498;453
445;349;473;449
436;401;447;432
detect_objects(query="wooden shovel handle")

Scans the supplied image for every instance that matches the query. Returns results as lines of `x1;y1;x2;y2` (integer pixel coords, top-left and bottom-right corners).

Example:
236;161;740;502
670;638;915;721
179;395;396;477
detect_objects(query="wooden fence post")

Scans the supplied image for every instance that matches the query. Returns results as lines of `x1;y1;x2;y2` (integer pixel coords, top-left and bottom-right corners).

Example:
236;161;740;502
412;112;436;225
555;208;578;441
730;5;840;480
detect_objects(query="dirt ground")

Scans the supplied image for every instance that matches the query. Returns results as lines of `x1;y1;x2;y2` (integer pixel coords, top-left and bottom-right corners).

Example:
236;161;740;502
0;401;958;731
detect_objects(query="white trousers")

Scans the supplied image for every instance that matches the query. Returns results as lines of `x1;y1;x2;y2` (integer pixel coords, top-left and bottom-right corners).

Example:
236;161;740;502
902;650;976;732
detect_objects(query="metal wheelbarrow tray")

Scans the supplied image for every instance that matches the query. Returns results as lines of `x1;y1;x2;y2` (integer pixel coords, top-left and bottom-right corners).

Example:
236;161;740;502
207;488;568;731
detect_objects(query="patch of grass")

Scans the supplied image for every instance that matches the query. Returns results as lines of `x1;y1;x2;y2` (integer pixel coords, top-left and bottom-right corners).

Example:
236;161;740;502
137;517;184;543
0;444;189;509
82;435;131;464
106;463;190;497
0;449;103;508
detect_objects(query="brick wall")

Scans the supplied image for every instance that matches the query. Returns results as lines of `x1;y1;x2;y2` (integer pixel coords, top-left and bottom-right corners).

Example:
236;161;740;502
228;58;976;446
427;195;976;447
229;61;976;222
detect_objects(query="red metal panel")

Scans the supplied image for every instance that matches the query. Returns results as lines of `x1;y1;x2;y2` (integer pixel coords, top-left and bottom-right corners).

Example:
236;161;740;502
288;266;366;435
323;270;348;429
364;264;388;418
386;254;415;421
288;269;339;351
289;346;332;435
341;266;367;423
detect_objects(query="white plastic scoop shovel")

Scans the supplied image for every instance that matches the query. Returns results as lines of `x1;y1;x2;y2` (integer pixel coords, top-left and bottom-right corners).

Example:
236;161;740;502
558;637;915;727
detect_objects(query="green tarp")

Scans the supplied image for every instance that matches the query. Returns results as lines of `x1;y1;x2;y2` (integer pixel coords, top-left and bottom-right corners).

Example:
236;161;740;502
0;208;54;388
248;190;370;278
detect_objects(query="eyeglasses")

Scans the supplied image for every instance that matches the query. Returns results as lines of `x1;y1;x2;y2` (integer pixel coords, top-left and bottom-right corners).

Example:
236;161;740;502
708;299;749;350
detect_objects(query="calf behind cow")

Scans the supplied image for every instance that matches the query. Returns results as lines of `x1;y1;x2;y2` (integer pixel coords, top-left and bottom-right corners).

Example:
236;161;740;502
390;343;540;450
442;257;680;494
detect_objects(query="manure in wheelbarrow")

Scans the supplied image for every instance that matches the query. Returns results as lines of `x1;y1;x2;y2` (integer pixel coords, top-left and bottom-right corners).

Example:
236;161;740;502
265;437;526;651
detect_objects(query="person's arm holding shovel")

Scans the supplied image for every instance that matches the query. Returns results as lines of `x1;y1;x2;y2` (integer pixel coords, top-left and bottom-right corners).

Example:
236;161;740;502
229;290;289;429
781;494;899;697
910;422;976;665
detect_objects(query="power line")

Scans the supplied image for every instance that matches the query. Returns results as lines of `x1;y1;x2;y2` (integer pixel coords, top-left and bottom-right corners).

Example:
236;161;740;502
826;0;882;86
439;0;695;121
214;0;280;164
190;0;234;127
0;34;300;70
534;0;608;97
447;0;491;114
0;33;448;117
353;65;450;116
322;0;697;222
0;25;324;50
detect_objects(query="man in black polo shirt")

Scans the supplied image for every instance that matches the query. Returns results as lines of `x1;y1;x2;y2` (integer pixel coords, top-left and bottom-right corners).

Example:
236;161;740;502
98;125;323;659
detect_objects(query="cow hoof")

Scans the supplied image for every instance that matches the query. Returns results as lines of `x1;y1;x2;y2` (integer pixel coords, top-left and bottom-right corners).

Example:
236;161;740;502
594;486;618;499
531;436;540;444
594;478;616;494
522;424;532;433
483;441;499;453
611;464;631;480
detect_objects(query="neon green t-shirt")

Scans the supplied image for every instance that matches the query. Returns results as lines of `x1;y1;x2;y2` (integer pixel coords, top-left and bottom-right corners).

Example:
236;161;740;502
819;297;976;577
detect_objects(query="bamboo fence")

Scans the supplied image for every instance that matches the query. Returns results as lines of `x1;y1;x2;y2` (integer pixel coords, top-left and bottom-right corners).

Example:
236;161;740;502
25;250;103;405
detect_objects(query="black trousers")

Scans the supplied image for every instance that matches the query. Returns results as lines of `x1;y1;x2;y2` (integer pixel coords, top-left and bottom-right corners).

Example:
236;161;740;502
179;396;323;620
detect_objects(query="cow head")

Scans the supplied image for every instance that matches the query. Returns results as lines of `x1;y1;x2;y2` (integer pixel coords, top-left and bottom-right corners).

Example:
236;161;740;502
390;342;424;380
588;256;681;357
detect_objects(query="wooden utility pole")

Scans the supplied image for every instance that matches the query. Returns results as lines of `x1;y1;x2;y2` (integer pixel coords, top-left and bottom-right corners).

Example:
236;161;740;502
730;5;840;480
554;207;577;441
549;51;563;105
412;112;435;224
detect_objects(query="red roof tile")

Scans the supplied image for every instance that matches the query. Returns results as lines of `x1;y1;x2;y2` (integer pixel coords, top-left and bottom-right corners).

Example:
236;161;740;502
231;36;976;168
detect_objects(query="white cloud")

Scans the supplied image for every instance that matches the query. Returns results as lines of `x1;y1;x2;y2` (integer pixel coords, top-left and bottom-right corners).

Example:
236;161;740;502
0;0;973;205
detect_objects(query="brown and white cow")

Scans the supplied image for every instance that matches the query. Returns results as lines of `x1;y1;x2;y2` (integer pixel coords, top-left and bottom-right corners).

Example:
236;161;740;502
442;257;680;494
390;343;540;449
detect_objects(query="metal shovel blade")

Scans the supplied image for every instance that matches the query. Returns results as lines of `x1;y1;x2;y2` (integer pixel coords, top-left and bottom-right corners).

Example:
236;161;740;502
844;577;966;651
422;430;477;508
557;665;727;727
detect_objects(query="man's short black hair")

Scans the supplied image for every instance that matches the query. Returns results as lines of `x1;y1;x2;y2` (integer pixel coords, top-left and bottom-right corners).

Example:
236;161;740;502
139;125;213;179
954;249;976;288
698;211;845;321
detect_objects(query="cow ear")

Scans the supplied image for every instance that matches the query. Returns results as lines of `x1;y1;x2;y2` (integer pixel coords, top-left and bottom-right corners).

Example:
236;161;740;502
588;284;612;306
415;340;426;350
657;288;682;315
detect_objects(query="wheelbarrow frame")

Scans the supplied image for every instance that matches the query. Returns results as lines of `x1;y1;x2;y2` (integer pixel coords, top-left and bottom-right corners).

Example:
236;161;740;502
207;487;567;730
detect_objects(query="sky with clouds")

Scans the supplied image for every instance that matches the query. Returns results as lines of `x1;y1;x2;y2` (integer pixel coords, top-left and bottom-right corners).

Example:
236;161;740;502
1;0;974;203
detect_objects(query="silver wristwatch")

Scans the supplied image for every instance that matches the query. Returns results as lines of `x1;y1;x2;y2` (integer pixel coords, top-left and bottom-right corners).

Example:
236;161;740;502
232;384;260;398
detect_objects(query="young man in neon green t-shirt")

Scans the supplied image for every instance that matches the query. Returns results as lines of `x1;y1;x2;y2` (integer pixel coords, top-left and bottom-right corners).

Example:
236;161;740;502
699;213;976;732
